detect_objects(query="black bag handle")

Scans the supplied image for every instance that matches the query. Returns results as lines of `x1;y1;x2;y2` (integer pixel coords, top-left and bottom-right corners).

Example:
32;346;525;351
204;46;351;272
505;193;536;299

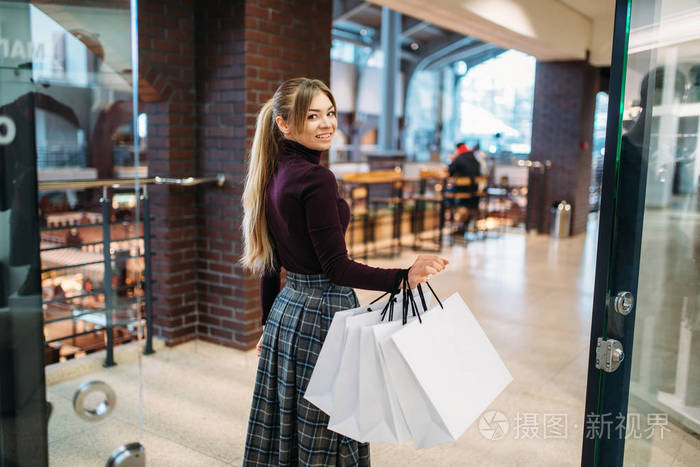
366;290;390;312
398;279;443;326
417;282;443;310
405;277;423;324
400;273;428;325
402;274;410;324
369;270;444;324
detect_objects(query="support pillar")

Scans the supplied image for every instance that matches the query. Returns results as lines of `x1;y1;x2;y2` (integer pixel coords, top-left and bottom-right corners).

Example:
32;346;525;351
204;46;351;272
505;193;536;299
528;60;601;235
379;8;401;151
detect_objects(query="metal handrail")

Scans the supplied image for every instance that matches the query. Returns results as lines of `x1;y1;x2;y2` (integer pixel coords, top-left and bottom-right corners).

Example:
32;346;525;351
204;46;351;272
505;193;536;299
41;172;224;364
40;236;142;251
42;260;105;274
516;160;552;169
45;302;137;325
38;173;226;190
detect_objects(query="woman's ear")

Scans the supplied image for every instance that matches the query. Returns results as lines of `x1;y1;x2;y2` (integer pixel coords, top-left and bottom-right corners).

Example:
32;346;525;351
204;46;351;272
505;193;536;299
275;115;290;136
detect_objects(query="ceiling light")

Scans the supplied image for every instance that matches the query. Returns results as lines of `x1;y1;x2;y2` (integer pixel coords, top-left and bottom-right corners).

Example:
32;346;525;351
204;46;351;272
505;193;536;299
454;61;468;76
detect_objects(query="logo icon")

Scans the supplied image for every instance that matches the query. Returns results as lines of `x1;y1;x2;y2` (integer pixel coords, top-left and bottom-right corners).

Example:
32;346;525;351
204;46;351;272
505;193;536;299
479;410;509;440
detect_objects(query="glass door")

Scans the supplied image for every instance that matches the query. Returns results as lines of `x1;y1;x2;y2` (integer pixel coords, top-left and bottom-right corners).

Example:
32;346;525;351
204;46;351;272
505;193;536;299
1;2;47;464
583;0;700;465
1;0;145;465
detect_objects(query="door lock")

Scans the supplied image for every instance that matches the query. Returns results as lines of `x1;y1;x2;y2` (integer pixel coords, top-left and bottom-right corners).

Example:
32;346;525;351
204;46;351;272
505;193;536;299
595;338;624;373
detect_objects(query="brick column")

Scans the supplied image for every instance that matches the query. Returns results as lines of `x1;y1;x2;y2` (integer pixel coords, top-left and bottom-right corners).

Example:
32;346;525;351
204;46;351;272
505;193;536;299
139;0;199;345
195;0;332;349
528;60;600;236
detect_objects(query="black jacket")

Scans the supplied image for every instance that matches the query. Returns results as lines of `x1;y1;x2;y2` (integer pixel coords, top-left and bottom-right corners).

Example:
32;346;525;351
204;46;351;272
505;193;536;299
448;150;481;178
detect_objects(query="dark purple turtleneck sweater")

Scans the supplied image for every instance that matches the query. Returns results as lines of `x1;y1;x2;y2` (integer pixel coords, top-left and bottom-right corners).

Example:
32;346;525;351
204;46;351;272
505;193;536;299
259;139;403;325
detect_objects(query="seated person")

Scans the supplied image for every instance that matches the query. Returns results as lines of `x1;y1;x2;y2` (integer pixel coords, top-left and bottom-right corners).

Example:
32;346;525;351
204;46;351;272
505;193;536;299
447;142;482;233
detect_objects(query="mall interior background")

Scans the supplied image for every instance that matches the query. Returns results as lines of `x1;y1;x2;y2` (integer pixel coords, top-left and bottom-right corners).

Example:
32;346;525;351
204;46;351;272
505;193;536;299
1;0;617;349
1;0;700;465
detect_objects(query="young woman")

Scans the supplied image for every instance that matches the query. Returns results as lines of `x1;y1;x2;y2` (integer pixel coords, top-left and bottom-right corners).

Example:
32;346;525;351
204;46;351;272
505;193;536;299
241;77;447;466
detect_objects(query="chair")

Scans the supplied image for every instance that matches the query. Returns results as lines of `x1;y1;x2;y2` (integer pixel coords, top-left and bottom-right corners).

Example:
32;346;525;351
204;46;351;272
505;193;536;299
407;169;447;252
443;176;481;244
472;176;489;234
363;171;404;258
342;170;404;259
342;182;370;259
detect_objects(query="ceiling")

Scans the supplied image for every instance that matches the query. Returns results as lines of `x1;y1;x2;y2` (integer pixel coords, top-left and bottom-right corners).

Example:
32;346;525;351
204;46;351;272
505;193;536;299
332;0;505;76
558;0;613;21
333;0;616;66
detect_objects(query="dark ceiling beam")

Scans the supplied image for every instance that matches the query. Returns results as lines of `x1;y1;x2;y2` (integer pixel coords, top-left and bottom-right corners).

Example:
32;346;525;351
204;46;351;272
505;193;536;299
410;31;468;63
401;50;419;62
400;35;482;109
332;22;377;46
423;43;503;71
332;30;368;48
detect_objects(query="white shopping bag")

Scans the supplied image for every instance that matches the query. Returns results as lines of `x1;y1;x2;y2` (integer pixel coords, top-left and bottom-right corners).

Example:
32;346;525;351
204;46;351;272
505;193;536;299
386;292;513;449
355;319;414;444
326;288;426;441
379;322;452;448
304;296;394;414
326;302;401;439
329;289;432;444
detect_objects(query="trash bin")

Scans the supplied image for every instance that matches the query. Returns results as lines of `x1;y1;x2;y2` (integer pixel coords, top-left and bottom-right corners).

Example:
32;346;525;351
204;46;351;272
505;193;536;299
550;201;571;238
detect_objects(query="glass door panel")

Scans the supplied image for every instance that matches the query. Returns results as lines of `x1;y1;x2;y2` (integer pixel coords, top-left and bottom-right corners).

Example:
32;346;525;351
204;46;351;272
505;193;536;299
585;0;700;465
1;0;144;464
623;1;700;464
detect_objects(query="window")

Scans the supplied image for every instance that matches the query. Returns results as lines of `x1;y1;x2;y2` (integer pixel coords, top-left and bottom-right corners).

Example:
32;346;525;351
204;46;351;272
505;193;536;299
456;50;535;158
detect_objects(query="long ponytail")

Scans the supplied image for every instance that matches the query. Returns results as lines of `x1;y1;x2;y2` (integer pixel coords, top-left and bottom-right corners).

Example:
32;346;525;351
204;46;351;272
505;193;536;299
241;99;279;274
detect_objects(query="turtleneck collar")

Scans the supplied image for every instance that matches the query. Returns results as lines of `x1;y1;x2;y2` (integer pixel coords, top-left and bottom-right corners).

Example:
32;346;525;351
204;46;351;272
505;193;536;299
280;139;322;165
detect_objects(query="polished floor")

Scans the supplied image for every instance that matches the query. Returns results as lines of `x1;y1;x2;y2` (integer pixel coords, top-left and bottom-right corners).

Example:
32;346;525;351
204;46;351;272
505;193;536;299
46;217;700;466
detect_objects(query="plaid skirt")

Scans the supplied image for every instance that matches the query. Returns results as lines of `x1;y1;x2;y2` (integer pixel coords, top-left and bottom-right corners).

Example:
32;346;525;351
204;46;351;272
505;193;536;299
244;272;371;467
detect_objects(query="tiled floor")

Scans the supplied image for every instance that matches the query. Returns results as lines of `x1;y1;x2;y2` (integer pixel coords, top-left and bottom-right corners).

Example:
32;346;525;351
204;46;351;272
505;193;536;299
46;217;700;466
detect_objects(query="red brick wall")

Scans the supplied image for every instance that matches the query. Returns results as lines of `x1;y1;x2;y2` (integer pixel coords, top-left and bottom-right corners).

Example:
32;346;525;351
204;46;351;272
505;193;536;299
195;0;333;349
528;61;600;236
139;0;199;345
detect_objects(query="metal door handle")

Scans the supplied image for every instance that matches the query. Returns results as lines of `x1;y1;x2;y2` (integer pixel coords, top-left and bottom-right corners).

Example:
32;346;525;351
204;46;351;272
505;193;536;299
73;380;116;421
614;291;634;315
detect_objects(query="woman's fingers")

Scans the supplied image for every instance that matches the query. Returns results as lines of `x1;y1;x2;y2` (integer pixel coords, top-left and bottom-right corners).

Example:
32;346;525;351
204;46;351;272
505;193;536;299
424;260;444;273
408;255;449;288
256;334;263;357
420;255;449;268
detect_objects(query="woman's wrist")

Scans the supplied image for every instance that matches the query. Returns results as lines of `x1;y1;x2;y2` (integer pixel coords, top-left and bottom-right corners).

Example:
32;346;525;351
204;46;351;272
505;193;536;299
391;269;409;294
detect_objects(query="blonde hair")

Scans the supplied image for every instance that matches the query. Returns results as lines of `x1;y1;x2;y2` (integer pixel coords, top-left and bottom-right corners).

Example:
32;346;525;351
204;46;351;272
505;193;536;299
241;78;337;274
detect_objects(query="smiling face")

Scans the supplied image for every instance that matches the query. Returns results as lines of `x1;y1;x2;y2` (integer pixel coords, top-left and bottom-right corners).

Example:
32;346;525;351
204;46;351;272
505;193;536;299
277;91;337;151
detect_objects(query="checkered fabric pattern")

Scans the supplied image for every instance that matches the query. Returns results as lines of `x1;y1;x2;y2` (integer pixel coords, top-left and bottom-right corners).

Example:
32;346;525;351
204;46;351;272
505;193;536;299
244;272;371;466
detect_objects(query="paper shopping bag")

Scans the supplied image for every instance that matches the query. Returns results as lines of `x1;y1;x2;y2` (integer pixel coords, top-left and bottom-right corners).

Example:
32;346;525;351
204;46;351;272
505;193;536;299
352;284;434;444
389;292;513;449
325;305;400;439
326;287;427;440
355;319;414;444
304;296;394;414
378;317;453;448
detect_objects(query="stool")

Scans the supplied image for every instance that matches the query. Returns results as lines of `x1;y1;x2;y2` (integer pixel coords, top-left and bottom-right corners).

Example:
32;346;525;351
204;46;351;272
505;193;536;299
408;169;447;252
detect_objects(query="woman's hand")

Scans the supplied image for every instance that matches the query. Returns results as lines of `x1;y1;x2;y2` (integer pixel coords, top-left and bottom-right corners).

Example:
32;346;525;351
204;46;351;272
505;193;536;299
256;332;264;357
407;255;449;289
